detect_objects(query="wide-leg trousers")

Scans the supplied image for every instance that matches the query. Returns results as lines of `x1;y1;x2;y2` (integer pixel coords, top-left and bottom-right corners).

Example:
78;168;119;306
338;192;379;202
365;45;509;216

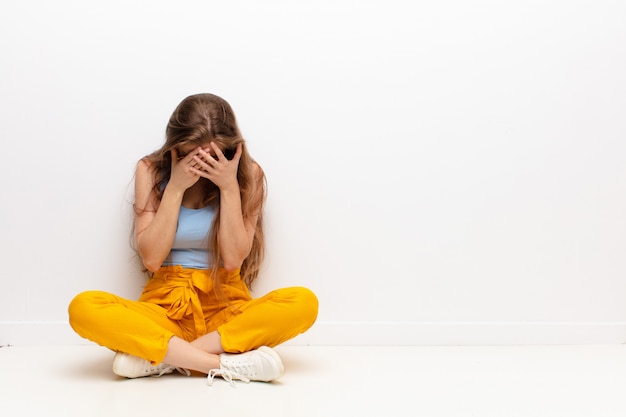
68;266;318;365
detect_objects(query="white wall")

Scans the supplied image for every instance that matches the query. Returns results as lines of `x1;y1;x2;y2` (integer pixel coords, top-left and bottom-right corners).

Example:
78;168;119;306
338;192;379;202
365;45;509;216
1;0;625;346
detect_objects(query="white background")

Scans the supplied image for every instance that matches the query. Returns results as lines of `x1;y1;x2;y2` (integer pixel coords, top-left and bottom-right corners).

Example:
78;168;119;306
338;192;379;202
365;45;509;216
1;0;625;345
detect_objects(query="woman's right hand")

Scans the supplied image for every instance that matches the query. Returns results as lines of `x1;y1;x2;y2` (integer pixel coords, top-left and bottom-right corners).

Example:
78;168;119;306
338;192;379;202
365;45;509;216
168;147;201;192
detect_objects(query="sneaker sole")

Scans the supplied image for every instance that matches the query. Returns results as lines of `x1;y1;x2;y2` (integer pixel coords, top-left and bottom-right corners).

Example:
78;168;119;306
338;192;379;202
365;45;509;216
112;353;132;377
112;352;170;378
257;346;285;380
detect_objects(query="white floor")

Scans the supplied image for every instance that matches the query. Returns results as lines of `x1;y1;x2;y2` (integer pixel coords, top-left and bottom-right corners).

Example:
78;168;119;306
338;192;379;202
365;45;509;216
1;344;626;417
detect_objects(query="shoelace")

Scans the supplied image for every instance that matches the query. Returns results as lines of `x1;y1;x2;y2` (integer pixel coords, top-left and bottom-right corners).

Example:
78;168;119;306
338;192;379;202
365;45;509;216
155;366;191;377
207;368;250;387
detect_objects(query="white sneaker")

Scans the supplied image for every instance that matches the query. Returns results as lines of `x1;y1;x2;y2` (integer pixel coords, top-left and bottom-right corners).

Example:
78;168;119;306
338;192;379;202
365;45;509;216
207;346;285;386
112;352;191;378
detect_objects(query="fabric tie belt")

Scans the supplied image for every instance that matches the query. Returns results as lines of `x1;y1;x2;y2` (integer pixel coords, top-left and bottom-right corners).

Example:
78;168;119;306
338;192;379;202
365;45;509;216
139;266;214;340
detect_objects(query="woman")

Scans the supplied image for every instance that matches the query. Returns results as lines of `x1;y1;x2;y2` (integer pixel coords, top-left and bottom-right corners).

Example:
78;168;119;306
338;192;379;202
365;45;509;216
68;93;318;385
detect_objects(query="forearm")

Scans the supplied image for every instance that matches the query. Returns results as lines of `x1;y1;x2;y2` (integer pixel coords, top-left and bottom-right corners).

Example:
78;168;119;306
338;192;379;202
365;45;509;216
136;185;184;272
218;186;252;270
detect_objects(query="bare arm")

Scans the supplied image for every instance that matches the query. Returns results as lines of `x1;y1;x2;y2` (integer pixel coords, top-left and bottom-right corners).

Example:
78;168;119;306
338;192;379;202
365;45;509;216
217;165;262;270
192;143;263;271
134;148;202;272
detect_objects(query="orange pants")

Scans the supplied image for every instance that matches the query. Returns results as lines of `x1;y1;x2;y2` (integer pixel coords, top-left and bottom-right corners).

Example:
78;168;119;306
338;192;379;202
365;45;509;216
68;266;318;365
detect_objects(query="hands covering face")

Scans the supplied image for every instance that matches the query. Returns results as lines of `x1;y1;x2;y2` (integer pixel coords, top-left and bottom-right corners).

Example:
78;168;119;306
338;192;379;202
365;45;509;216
170;142;243;192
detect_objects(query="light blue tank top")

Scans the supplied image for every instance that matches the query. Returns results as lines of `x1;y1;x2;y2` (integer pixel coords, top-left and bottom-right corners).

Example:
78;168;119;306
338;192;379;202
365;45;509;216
162;205;216;269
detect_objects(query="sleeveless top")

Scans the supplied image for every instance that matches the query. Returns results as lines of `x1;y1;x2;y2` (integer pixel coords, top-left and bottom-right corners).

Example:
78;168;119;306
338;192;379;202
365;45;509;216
162;205;215;269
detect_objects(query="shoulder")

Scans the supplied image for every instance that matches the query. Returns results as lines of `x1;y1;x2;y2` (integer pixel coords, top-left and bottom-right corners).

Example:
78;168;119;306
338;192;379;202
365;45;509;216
136;158;153;175
135;158;158;185
134;158;159;210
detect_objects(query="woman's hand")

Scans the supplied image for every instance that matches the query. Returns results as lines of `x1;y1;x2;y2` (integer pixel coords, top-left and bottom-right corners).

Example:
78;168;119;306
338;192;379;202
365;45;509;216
192;142;242;191
168;147;201;192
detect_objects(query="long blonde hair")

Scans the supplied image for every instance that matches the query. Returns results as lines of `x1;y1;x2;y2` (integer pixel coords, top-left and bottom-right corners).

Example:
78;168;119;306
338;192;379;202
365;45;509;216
139;93;266;289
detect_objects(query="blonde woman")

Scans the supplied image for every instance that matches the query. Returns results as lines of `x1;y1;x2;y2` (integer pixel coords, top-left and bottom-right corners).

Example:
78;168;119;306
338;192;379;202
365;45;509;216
69;93;318;385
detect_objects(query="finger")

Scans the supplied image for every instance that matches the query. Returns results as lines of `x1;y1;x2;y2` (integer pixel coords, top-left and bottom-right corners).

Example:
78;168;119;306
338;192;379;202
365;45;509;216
177;148;201;170
189;165;204;176
192;154;212;172
190;164;213;181
198;146;219;167
232;143;243;163
188;147;202;160
210;142;226;161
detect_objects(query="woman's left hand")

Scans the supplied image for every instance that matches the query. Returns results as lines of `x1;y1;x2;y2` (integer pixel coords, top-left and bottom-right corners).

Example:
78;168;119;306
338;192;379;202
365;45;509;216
192;142;242;191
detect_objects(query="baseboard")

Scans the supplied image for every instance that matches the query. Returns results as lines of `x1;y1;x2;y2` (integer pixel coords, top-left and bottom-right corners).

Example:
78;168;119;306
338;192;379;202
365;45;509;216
2;320;625;347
